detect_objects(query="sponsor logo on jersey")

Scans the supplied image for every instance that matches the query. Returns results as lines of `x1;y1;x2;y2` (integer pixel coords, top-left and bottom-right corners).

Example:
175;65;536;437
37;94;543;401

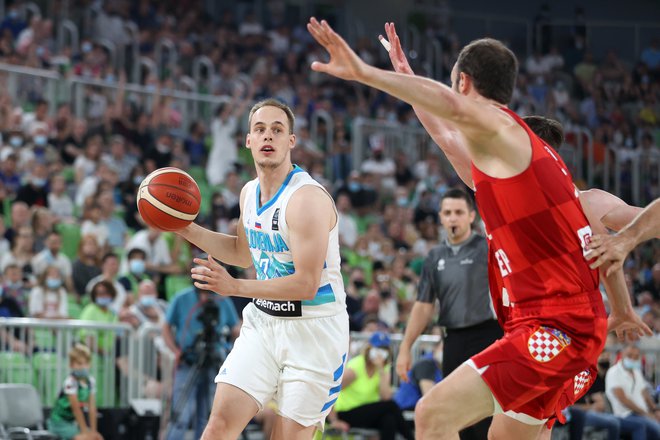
272;208;280;231
436;258;445;271
528;326;571;363
460;258;473;265
253;298;302;317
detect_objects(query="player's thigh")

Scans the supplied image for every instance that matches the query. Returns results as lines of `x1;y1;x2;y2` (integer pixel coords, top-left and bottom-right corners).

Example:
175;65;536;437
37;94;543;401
416;362;495;430
270;415;317;440
204;383;259;438
488;414;544;440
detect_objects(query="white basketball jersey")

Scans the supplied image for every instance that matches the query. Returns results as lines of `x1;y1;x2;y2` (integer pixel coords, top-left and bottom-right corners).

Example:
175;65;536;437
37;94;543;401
242;166;346;318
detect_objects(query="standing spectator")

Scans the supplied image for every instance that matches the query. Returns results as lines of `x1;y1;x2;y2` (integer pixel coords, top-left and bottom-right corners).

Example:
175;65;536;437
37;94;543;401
162;286;240;440
395;189;502;440
72;235;102;301
85;253;127;314
28;265;68;319
606;344;660;438
206;96;249;186
331;332;414;440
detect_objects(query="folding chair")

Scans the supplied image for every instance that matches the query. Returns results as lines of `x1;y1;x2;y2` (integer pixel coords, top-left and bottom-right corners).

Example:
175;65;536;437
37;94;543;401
0;383;57;439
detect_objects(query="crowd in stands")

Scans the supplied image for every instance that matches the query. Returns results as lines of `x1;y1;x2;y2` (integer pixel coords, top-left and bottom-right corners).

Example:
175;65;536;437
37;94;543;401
0;1;657;436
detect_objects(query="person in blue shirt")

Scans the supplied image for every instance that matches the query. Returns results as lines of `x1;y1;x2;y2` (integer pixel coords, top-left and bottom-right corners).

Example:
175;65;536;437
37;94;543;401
394;342;443;411
162;284;241;440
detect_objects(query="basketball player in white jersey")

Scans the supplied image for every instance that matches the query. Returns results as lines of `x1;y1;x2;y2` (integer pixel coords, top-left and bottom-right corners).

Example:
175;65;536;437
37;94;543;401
177;99;350;440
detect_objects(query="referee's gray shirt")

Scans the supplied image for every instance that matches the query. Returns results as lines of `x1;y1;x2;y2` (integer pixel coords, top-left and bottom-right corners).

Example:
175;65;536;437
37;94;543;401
417;232;494;329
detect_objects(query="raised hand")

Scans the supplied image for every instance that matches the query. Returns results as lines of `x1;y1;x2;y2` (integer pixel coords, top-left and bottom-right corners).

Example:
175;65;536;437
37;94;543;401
307;17;369;82
380;22;414;75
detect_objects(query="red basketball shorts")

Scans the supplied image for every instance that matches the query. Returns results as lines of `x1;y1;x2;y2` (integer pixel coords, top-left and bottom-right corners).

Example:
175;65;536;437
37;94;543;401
469;290;607;424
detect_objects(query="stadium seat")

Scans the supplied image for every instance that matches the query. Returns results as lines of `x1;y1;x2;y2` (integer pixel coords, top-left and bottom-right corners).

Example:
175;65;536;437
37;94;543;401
33;329;56;351
55;223;82;260
165;275;193;301
0;351;33;384
67;295;83;319
0;383;57;439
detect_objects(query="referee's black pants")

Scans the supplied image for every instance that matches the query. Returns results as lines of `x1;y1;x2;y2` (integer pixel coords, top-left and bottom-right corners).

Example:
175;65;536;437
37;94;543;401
444;319;503;440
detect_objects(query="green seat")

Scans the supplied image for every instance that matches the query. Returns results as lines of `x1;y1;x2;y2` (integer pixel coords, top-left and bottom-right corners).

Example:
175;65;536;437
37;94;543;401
0;351;33;384
55;223;82;260
91;355;116;408
188;166;206;184
61;166;75;183
197;181;216;218
32;352;64;405
3;198;11;227
67;297;83;319
165;275;193;301
34;329;56;351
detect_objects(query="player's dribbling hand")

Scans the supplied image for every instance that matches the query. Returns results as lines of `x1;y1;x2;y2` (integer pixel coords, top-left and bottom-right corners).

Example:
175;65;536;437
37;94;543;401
380;22;414;75
307;17;369;82
191;255;238;296
607;310;653;342
395;350;412;383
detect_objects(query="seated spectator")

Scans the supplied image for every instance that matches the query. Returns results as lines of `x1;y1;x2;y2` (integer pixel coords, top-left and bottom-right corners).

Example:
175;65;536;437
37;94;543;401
567;352;622;440
72;235;101;300
31;206;56;252
0;225;36;284
15;162;49;207
393;341;443;411
119;280;166;329
47;174;75;222
29;265;68;319
31;230;73;291
331;332;414;440
118;248;150;297
97;189;127;249
1;263;29;312
4;201;30;246
606;343;660;439
85;253;127;313
80;203;110;248
125;227;181;281
79;280;118;354
0;282;26;352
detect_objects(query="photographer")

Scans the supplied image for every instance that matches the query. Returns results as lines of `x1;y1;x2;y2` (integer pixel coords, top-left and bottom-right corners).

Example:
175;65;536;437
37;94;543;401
162;284;240;440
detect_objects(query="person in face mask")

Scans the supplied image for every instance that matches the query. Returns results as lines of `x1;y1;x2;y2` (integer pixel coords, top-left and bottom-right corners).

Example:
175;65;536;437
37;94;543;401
28;265;68;319
31;231;73;290
48;343;103;440
329;332;414;440
1;263;29;313
79;280;118;354
15;162;49;207
121;280;165;329
393;341;444;412
605;344;660;437
118;248;150;297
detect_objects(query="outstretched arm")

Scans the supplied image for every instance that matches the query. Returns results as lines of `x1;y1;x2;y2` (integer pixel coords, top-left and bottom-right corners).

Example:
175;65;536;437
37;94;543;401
380;23;474;188
588;198;660;275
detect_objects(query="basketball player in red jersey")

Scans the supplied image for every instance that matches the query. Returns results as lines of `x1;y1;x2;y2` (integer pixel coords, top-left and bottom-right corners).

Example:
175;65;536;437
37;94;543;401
307;18;650;439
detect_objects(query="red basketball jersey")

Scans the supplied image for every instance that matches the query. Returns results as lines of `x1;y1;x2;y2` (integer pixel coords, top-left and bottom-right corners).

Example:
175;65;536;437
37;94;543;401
472;108;599;310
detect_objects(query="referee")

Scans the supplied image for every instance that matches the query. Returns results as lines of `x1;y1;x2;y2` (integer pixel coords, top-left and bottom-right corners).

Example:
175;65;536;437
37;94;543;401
396;188;502;440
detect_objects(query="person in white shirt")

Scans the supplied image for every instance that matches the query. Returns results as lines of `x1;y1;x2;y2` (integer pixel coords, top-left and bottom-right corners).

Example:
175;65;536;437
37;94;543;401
124;228;180;279
605;344;660;438
29;265;68;319
47;174;75;221
31;230;73;292
336;193;358;248
80;204;109;248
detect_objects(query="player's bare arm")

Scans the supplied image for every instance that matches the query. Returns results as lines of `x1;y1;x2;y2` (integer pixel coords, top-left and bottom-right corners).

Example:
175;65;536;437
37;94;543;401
191;185;335;301
307;17;530;177
579;189;645;233
380;22;474;188
588;198;660;274
177;186;252;268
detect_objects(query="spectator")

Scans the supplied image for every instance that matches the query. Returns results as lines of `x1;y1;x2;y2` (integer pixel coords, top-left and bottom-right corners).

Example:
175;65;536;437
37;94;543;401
97;189;127;249
336;193;358;248
118;248;151;298
393;341;443;411
331;332;414;440
1;263;29;313
48;174;75;221
79;280;118;354
120;279;166;329
74;135;102;184
101;135;136;184
162;285;240;440
72;235;102;300
80;203;109;248
184;121;206;167
606;343;660;438
643;263;660;300
125;228;181;279
31;230;73;291
28;265;68;319
15;162;49;207
85;252;127;314
31;206;56;252
4;201;30;245
0;153;22;196
0;225;36;283
206;96;249;186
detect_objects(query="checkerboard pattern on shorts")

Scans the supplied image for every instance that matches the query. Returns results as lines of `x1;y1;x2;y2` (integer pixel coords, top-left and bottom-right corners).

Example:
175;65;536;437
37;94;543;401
528;327;570;363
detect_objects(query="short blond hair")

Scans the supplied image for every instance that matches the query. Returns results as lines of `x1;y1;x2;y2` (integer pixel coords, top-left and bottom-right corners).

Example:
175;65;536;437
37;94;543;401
248;99;295;134
69;343;91;364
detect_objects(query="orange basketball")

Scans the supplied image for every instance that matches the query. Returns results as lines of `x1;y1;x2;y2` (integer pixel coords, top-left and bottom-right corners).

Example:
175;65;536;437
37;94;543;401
136;167;201;231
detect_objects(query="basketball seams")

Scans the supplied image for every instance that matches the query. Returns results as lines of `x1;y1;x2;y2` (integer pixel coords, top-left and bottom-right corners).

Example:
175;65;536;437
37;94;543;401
138;187;197;221
138;199;186;231
146;182;201;204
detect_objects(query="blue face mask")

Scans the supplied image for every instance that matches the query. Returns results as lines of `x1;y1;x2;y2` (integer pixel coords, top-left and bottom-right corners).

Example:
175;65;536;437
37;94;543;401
622;357;641;370
8;10;18;19
82;42;92;53
71;368;89;379
139;296;157;307
32;177;47;188
133;175;145;185
129;259;146;275
34;135;48;146
10;136;23;148
46;278;62;290
8;281;23;290
348;182;361;192
96;297;112;308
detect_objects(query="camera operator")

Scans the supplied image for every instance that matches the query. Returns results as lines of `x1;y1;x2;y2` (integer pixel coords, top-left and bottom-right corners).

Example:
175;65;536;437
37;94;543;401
162;283;241;440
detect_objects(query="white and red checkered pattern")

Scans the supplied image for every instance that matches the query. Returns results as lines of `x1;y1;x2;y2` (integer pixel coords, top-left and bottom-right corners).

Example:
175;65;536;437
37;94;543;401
528;327;568;362
573;369;591;396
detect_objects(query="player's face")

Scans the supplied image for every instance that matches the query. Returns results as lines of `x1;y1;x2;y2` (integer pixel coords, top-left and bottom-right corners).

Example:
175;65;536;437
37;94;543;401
246;106;295;170
439;198;475;244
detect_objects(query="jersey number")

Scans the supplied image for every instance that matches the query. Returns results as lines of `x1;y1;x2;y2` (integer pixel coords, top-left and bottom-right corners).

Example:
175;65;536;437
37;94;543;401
495;249;512;277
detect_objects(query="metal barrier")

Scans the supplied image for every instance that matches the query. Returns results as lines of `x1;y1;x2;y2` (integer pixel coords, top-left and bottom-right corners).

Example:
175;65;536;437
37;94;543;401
57;19;79;53
0;317;132;408
562;127;594;187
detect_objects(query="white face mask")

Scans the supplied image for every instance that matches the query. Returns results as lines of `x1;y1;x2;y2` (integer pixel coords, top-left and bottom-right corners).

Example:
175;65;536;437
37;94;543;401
369;347;389;363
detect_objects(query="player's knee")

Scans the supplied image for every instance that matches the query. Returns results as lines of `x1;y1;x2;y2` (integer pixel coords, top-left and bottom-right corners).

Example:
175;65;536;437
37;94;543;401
415;395;448;432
